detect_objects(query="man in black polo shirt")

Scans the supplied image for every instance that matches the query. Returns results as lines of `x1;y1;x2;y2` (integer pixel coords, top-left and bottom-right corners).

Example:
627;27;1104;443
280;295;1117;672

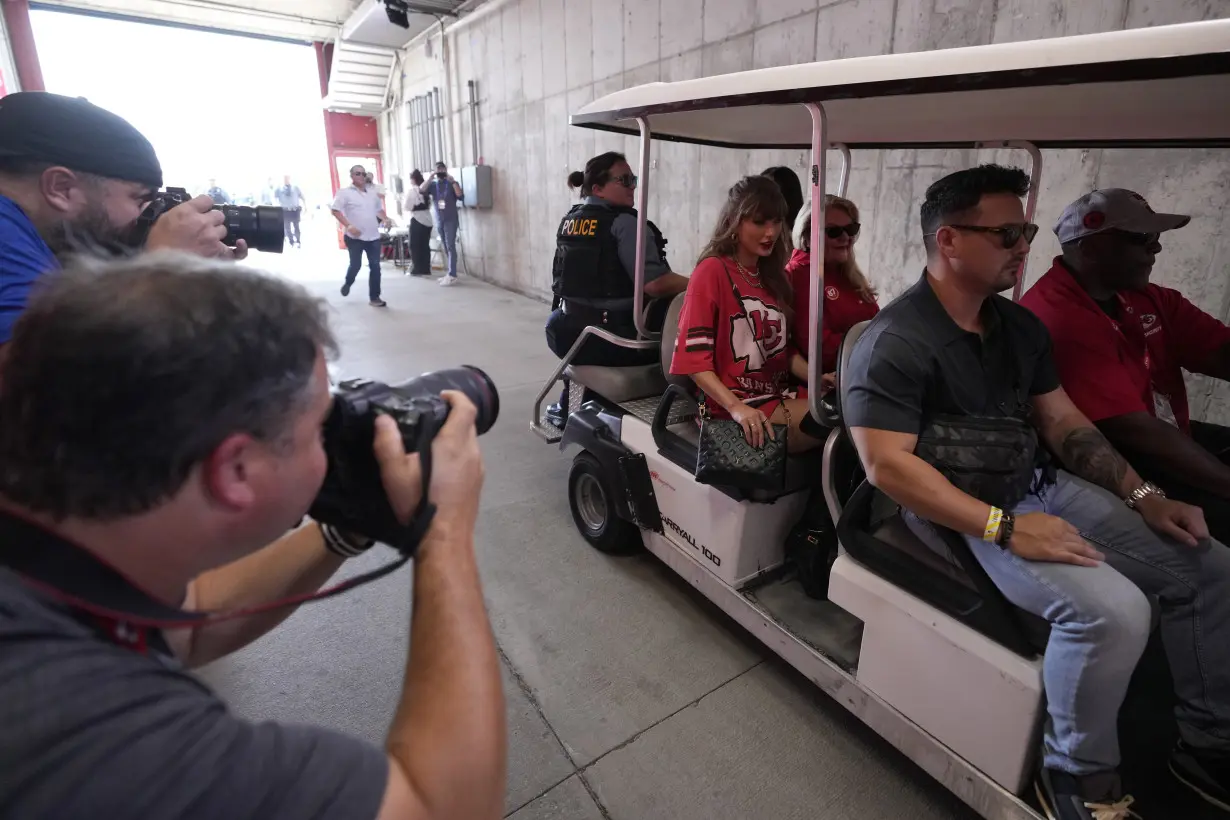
0;254;505;819
843;165;1230;818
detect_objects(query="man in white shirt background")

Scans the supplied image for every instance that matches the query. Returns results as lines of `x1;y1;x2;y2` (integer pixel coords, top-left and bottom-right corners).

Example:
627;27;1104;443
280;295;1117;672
330;164;390;308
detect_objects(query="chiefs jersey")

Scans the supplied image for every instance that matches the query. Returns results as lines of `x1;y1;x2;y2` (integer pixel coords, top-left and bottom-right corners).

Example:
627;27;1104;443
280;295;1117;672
670;256;796;418
785;248;879;373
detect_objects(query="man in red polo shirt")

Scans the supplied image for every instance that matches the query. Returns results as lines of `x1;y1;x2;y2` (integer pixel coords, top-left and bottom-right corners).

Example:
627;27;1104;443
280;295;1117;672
1021;188;1230;543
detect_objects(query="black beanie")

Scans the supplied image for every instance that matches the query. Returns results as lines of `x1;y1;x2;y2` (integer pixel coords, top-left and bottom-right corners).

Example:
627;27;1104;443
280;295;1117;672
0;91;163;189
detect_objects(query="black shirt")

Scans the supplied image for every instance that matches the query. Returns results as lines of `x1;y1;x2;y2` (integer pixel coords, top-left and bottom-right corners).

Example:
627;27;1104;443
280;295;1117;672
0;512;388;819
844;271;1060;434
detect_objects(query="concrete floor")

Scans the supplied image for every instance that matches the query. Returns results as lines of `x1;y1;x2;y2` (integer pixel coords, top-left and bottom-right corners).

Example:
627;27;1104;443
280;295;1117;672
198;246;977;819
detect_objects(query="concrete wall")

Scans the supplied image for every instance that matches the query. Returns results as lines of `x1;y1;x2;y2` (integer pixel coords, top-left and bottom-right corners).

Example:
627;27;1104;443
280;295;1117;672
386;0;1230;421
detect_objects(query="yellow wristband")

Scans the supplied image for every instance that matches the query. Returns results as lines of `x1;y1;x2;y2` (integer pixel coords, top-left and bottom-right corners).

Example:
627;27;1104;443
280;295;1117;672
983;507;1004;542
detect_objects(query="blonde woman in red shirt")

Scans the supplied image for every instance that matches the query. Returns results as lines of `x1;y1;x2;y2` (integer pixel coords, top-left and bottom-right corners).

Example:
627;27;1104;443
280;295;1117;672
785;195;880;391
671;176;821;454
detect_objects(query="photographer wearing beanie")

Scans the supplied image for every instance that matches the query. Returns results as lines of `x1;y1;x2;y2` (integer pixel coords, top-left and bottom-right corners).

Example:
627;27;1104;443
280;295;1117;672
0;253;505;819
0;91;248;346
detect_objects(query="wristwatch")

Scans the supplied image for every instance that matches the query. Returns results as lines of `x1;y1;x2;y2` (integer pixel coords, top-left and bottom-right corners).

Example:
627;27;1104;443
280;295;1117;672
1124;481;1166;510
995;511;1015;549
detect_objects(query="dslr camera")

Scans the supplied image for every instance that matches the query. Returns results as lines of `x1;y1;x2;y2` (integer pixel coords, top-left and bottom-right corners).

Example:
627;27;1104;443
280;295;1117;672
310;366;499;552
134;187;286;253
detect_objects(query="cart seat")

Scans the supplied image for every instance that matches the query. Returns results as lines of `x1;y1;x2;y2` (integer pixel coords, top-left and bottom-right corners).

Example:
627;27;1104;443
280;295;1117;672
564;363;665;404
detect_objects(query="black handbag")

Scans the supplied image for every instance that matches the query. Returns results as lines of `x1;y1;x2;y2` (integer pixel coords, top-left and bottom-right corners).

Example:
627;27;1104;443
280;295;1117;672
694;260;788;492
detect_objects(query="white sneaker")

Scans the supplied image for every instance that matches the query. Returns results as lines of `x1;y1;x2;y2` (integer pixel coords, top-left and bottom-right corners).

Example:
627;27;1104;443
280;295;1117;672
438;276;457;287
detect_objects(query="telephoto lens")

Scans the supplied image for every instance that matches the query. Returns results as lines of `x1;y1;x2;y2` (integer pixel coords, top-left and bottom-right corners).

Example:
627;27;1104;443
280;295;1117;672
309;366;499;551
218;204;284;254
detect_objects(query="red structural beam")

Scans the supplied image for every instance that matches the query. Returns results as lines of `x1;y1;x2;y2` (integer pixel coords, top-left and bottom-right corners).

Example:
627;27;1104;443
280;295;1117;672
3;0;45;92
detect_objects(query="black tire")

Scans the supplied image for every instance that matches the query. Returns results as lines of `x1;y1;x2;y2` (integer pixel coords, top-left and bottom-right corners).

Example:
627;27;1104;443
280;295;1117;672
568;451;642;555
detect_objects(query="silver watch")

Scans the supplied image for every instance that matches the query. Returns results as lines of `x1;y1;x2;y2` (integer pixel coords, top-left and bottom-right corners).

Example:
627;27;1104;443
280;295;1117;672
1125;481;1166;510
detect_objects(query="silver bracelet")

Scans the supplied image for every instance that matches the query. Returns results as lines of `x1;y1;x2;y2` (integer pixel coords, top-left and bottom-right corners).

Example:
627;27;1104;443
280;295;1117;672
1124;481;1166;510
319;522;376;558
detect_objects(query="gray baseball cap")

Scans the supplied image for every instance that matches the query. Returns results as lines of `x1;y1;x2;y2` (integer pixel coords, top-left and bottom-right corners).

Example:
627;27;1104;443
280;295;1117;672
1053;188;1189;245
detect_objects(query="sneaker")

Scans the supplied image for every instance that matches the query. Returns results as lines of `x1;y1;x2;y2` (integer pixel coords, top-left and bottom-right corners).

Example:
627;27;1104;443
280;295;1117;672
1171;741;1230;812
438;275;456;287
341;282;352;297
1035;768;1139;820
369;299;387;308
544;403;565;428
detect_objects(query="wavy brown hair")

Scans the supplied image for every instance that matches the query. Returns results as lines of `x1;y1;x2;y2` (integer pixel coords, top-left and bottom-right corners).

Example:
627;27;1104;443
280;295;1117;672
697;175;793;321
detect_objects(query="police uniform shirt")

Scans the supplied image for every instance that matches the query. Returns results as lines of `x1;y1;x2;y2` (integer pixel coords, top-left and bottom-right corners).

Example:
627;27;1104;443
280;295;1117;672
567;196;670;310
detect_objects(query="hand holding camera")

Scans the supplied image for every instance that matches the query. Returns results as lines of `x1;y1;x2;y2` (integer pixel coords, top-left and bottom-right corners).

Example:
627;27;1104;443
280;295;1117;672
136;187;283;255
145;194;238;259
310;367;499;552
373;391;485;540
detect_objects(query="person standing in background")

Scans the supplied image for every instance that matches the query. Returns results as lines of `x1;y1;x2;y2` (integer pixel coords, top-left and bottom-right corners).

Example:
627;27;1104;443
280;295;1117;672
205;179;229;206
422;161;463;286
330;164;390;308
403;170;433;277
364;171;388;199
275;175;305;249
762;166;804;234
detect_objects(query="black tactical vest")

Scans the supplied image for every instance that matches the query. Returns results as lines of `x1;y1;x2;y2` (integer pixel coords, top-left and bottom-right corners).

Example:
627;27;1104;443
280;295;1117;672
551;202;637;302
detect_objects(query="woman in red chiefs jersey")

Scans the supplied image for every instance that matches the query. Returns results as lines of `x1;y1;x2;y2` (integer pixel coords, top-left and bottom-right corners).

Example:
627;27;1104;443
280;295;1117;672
785;194;879;391
670;176;821;453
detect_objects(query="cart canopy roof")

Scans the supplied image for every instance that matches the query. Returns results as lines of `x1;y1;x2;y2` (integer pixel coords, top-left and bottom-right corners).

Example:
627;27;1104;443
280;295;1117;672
570;20;1230;150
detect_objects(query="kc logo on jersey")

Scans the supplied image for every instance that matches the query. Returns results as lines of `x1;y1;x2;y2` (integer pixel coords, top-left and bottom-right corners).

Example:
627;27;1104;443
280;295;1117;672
825;285;840;301
730;297;787;371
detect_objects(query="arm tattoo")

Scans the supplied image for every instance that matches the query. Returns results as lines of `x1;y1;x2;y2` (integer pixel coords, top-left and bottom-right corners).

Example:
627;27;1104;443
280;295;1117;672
1060;426;1129;495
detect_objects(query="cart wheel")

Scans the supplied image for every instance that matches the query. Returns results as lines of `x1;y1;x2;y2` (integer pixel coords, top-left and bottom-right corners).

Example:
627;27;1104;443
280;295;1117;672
568;451;642;555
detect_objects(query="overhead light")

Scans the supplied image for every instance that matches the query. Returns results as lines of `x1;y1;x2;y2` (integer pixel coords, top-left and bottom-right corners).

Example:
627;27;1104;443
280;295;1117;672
384;0;410;29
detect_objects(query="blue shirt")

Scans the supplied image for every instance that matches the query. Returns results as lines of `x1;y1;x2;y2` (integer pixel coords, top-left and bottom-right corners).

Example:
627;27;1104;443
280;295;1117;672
0;195;58;344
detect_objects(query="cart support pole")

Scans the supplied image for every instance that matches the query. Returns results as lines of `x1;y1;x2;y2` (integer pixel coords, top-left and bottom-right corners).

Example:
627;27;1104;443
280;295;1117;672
805;103;829;425
633;116;655;340
984;140;1044;302
834;143;851;198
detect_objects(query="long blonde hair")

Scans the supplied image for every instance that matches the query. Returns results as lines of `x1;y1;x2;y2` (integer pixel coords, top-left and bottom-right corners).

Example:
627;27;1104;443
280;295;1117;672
795;194;877;303
697;176;793;321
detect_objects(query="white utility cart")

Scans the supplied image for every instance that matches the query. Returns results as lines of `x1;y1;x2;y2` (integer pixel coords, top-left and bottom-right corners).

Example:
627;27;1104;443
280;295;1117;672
531;19;1230;820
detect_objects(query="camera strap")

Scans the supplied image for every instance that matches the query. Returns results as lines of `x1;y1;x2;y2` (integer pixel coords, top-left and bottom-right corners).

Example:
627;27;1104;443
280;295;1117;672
0;510;415;637
0;409;443;651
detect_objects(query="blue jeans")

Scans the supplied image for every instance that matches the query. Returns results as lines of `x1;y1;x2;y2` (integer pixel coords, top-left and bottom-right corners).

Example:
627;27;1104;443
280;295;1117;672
343;236;382;300
904;470;1230;775
438;218;458;278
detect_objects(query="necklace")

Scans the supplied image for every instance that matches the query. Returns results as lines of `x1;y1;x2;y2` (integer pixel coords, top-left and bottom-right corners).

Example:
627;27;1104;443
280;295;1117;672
734;257;762;287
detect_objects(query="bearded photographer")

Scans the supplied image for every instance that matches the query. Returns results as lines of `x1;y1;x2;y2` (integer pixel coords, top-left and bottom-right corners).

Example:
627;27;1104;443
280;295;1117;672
0;91;248;346
0;253;506;819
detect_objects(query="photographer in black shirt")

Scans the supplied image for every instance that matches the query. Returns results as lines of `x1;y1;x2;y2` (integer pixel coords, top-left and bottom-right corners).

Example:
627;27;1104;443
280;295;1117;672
0;253;505;820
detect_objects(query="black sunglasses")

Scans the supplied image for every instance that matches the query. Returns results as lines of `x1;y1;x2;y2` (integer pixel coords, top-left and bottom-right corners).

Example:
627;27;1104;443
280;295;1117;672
946;223;1039;249
825;223;860;239
1106;229;1160;246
